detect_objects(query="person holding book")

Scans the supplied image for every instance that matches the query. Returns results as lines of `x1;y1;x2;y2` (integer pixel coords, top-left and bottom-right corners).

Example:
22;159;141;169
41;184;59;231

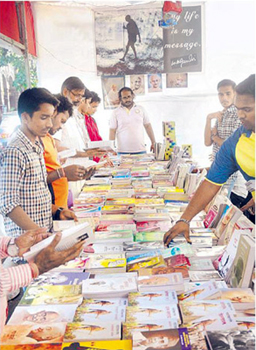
164;74;255;245
42;94;95;208
0;88;78;238
109;87;156;154
204;79;248;209
0;228;85;333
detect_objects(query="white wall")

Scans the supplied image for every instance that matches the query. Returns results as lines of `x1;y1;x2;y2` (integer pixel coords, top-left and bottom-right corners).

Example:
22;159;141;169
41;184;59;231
33;0;255;166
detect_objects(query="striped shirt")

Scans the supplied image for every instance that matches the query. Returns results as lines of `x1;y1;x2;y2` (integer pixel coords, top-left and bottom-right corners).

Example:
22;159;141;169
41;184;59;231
0;129;52;237
0;236;39;333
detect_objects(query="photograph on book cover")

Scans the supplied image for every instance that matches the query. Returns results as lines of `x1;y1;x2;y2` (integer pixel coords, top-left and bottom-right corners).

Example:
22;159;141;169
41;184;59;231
101;75;125;109
95;6;163;76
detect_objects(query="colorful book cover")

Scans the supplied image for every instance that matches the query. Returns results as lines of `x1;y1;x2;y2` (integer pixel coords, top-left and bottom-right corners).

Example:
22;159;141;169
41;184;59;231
84;254;126;269
1;323;66;345
64;322;121;341
132;328;192;350
73;305;126;322
179;300;235;323
136;221;171;232
135;231;165;242
19;285;82;306
123;319;179;339
80;298;128;308
8;304;77;325
127;255;164;272
128;290;178;306
138;273;184;292
126;305;180;323
178;281;220;303
139;265;189;279
61;340;132;350
29;271;90;286
236;316;255;330
219;288;255;311
188;270;223;282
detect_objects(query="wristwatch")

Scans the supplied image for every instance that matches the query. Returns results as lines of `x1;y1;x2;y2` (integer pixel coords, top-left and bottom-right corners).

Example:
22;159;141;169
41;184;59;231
7;238;19;257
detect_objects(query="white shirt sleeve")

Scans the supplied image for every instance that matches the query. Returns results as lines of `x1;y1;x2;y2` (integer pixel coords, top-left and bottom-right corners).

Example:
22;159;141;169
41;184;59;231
109;111;118;129
141;106;150;125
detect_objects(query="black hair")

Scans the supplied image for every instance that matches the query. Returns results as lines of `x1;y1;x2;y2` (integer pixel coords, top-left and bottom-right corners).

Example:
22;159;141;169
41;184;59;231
90;91;101;104
54;94;73;117
236;74;255;99
61;77;85;93
84;88;93;100
118;87;134;100
18;88;59;119
217;79;236;90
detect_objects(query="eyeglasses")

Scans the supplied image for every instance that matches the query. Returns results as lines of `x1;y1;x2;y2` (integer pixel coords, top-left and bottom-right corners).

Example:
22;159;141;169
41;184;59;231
68;90;84;99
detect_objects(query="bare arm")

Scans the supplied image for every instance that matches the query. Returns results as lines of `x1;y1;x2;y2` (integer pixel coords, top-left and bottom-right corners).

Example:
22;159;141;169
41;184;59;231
144;123;156;151
109;128;117;141
164;180;221;245
211;134;224;147
204;115;213;146
7;206;40;231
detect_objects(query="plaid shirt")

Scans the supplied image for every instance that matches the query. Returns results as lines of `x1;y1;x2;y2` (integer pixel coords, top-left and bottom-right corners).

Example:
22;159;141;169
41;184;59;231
212;104;244;191
212;104;241;156
0;129;52;237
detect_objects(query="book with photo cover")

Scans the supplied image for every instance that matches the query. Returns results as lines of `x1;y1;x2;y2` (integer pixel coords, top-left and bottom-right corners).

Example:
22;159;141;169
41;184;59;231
73;305;126;322
182;309;237;332
19;285;83;306
179;299;235;324
29;271;90;286
8;304;77;325
188;270;223;282
219;288;255;311
132;328;192;350
123;319;179;339
128;290;178;306
64;322;121;341
178;280;220;303
126;304;181;324
24;223;94;261
80;297;128;308
1;323;67;345
229;234;255;288
138;273;184;293
206;329;255;350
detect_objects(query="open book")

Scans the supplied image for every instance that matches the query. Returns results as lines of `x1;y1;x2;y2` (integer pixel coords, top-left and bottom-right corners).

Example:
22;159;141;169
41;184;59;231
24;222;94;261
85;140;116;152
64;157;108;169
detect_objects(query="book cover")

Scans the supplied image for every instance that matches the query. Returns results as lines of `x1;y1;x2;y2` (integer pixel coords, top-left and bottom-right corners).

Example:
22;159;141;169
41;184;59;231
230;234;255;288
219;288;255;311
236;316;255;330
188;259;215;271
19;285;82;306
1;323;66;345
24;223;94;261
29;271;90;286
136;221;172;232
180;300;235;324
206;329;255;350
84;254;126;269
8;304;77;325
0;345;62;350
182;310;237;331
128;290;178;306
61;340;132;350
126;304;180;323
138;265;189;279
123;319;179;339
138;273;184;292
135;231;165;242
64;322;121;341
80;298;128;308
82;276;137;298
188;270;223;282
73;305;126;322
178;281;220;302
132;328;192;350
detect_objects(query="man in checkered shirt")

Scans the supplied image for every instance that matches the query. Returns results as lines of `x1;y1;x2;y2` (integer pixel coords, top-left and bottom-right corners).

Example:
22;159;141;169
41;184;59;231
0;88;77;238
204;79;248;208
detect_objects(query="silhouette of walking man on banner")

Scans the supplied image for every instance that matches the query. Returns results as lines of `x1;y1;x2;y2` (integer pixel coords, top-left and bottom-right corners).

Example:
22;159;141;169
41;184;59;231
120;15;141;62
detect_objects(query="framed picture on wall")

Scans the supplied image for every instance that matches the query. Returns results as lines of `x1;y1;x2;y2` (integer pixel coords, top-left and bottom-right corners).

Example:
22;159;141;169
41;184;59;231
148;73;162;93
101;75;125;109
166;73;188;88
130;75;145;96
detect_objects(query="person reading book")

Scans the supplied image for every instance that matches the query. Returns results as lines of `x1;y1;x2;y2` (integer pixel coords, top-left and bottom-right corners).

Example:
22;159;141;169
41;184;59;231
164;74;255;246
0;88;78;238
42;94;95;207
0;228;85;333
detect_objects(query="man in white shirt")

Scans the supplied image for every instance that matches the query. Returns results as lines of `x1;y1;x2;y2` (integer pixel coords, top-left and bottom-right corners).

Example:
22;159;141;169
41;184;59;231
109;87;155;154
